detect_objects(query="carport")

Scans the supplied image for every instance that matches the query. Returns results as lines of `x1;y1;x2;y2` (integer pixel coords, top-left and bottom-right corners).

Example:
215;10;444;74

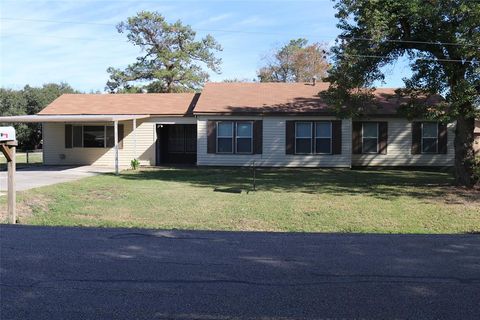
0;114;150;175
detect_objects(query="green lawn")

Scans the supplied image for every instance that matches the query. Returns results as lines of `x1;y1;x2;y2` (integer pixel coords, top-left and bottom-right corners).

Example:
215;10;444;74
2;167;479;233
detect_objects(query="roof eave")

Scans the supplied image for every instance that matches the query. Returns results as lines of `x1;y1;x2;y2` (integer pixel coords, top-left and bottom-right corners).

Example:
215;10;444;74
0;114;151;123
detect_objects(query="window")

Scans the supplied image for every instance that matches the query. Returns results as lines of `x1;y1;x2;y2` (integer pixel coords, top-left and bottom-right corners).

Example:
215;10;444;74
83;126;105;148
69;125;122;149
236;122;253;153
362;122;378;153
217;121;233;153
210;120;258;154
422;122;438;153
315;122;332;154
295;122;312;154
293;121;334;155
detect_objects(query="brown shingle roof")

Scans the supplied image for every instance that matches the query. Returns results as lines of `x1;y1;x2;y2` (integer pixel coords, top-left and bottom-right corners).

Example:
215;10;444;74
194;82;442;115
39;93;198;116
39;83;445;117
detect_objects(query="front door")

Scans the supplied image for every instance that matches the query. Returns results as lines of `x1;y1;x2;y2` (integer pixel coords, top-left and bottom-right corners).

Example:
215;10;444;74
156;124;197;165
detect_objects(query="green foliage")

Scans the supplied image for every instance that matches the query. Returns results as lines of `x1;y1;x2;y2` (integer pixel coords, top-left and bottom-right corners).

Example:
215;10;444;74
258;38;329;82
473;156;480;184
0;83;78;148
130;159;140;170
106;11;222;93
325;0;480;186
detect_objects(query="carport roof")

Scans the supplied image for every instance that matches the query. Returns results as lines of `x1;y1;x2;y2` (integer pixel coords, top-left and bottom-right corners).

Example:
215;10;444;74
0;114;150;123
39;93;198;115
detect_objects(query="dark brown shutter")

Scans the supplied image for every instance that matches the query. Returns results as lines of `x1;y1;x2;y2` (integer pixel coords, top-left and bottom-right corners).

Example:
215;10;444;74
207;121;216;153
65;124;72;149
73;126;83;148
378;122;388;154
352;121;362;154
106;125;124;149
438;123;448;154
331;120;342;154
118;124;124;149
253;120;263;154
285;121;295;154
106;126;114;148
411;122;421;154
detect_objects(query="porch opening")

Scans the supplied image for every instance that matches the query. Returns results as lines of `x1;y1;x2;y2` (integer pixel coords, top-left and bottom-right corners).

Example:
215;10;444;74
156;124;197;165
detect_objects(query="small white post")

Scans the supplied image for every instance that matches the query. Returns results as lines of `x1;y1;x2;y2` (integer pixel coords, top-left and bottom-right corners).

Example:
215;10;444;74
114;120;119;175
133;118;137;159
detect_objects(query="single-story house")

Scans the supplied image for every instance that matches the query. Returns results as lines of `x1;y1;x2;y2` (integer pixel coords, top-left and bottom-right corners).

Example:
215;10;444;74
0;82;470;172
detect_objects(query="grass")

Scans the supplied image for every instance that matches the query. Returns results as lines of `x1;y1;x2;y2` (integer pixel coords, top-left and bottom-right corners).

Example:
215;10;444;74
2;167;479;233
0;152;43;170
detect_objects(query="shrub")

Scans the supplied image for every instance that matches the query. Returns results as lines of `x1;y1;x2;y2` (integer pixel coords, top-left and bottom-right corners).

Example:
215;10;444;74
130;159;140;170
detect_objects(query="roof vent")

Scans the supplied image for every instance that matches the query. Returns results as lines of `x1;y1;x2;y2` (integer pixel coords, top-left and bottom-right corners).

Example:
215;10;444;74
312;76;317;86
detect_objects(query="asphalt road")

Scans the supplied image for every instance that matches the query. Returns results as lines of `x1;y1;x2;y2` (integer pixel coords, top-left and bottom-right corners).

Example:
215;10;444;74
1;225;479;320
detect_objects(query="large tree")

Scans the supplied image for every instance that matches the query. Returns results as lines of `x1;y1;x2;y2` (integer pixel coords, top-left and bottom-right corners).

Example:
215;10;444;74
325;0;480;187
0;83;77;149
258;38;329;82
106;11;222;93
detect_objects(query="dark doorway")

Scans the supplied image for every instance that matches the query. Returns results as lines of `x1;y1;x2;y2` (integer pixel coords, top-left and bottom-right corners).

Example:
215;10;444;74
156;124;197;165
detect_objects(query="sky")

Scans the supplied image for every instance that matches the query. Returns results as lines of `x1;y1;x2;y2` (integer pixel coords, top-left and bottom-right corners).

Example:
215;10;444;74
0;0;412;93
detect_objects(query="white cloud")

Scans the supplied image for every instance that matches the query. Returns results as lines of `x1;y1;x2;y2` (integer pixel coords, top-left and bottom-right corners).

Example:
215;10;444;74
234;15;277;28
194;13;233;27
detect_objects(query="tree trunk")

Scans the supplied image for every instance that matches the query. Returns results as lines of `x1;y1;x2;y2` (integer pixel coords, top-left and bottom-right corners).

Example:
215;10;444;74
454;115;476;187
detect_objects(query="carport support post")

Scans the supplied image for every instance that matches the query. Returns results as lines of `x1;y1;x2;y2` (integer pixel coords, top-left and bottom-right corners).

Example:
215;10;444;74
114;120;119;175
133;118;137;159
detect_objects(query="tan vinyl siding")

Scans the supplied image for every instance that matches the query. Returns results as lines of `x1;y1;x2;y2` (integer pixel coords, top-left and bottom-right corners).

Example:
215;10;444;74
42;119;156;167
42;115;457;168
351;118;455;166
474;133;480;156
197;116;352;167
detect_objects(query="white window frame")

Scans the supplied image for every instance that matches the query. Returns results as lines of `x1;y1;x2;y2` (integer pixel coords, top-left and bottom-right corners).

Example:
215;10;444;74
421;122;438;154
82;125;107;149
314;121;332;154
216;121;234;154
235;121;253;154
71;125;118;149
295;122;313;154
362;122;379;154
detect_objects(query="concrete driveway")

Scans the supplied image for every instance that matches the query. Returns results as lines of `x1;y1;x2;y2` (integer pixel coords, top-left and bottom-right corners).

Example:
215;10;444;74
0;166;114;192
1;225;479;320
